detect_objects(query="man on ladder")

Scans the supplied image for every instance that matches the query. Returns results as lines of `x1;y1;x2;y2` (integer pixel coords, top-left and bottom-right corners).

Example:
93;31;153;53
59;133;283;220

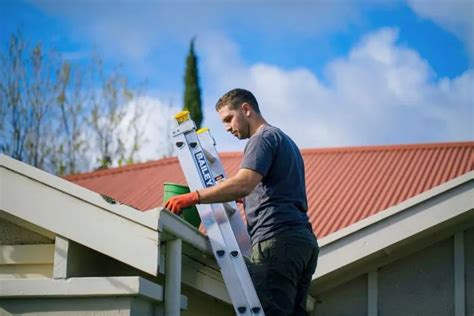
166;88;319;316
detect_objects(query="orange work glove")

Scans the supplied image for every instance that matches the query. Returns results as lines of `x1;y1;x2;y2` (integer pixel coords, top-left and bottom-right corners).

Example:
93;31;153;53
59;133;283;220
165;191;200;215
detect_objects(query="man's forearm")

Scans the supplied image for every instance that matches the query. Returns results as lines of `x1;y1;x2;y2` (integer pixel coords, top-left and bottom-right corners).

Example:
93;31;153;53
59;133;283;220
194;168;262;205
198;177;249;204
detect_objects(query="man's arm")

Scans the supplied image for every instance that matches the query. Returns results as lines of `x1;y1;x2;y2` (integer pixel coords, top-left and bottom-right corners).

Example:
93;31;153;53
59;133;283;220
164;168;262;214
199;168;262;203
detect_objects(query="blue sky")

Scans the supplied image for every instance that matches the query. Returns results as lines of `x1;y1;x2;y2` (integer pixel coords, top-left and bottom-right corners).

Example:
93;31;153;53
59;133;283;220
1;0;473;160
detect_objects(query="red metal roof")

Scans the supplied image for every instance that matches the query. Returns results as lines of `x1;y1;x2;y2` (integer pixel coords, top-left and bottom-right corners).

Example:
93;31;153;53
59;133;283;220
65;141;474;238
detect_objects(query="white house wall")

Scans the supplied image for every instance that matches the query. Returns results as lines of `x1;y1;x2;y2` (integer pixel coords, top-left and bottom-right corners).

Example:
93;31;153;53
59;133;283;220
0;244;54;279
378;236;454;315
465;226;474;315
314;274;368;315
311;222;473;316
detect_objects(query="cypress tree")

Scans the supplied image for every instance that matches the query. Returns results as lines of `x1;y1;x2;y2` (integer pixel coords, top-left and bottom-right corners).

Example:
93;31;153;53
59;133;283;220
183;38;203;128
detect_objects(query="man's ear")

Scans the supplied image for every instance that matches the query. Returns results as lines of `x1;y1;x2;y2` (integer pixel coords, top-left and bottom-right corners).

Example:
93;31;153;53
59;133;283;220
241;102;252;117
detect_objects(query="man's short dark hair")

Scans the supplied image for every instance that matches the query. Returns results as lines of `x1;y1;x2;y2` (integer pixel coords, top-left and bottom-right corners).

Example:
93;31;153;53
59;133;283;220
215;88;260;114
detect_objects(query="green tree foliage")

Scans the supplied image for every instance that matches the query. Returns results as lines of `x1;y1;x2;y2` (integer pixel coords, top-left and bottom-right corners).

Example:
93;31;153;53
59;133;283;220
183;38;203;128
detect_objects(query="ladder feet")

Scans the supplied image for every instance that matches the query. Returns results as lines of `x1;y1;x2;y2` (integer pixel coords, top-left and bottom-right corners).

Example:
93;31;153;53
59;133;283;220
237;306;247;313
252;307;262;313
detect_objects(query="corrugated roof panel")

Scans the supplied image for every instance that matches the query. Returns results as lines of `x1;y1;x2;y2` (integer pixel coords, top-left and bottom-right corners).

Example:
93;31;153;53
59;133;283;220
443;147;458;180
312;153;354;236
65;141;474;239
385;149;413;208
326;151;368;234
338;151;386;230
448;147;465;181
362;151;398;218
416;148;441;197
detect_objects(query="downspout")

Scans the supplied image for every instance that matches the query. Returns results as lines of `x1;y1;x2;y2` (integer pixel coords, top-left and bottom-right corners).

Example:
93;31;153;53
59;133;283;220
165;238;182;316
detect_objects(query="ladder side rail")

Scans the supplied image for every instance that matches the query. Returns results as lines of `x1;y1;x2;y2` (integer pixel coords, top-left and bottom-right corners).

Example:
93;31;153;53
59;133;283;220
210;202;263;311
197;131;252;257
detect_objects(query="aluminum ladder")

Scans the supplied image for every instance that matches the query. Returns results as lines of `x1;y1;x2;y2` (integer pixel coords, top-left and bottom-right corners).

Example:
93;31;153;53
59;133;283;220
170;111;264;315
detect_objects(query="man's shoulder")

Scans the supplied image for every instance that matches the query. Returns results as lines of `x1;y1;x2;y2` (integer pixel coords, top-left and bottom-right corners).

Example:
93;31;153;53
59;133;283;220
262;125;295;145
249;125;280;147
262;124;279;133
245;125;291;152
262;126;301;156
260;125;283;138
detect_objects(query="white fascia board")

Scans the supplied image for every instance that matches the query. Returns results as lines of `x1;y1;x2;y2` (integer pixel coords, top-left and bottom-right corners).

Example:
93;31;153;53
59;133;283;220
154;207;213;254
0;155;158;229
0;155;160;276
0;276;187;309
314;172;473;280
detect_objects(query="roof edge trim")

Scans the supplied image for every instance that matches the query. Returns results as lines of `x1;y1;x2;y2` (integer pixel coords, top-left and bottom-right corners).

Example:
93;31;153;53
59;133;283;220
0;154;158;230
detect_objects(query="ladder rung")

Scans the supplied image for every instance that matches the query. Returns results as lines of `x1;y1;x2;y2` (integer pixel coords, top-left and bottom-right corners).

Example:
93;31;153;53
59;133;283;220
237;306;247;313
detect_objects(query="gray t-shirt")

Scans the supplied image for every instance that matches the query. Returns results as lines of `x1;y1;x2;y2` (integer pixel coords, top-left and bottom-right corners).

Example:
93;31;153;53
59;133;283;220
241;125;310;245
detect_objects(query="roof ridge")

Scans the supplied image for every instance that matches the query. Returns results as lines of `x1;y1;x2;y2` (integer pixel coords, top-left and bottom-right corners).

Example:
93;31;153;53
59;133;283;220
300;141;474;154
64;156;179;181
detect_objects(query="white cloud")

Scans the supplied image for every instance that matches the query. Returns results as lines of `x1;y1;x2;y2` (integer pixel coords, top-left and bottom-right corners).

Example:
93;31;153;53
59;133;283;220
198;28;473;151
407;0;474;58
119;96;180;162
84;26;473;159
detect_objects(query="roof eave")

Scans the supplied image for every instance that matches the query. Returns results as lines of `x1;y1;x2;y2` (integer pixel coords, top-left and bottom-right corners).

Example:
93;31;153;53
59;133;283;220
311;171;474;293
0;154;214;273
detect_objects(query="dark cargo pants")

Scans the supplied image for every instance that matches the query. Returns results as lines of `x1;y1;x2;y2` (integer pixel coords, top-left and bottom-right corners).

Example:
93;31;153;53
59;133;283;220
248;226;319;316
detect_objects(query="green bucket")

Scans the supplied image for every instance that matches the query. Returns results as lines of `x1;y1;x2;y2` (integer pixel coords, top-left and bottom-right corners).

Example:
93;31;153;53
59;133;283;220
163;182;201;228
